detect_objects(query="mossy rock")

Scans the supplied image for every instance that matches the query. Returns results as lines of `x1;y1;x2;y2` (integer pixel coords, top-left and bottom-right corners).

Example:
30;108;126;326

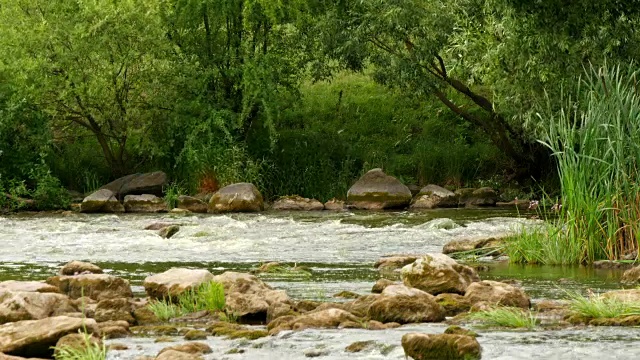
435;293;472;317
564;313;591;325
402;333;481;360
444;325;478;338
345;340;377;353
130;325;180;336
208;322;268;340
184;329;208;340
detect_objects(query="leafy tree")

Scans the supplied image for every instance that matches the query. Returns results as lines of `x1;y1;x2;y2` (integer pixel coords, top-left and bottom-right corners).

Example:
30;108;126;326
311;0;640;177
0;0;181;176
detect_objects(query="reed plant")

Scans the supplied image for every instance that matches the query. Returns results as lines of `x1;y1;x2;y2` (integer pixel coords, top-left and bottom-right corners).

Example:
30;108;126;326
508;64;640;264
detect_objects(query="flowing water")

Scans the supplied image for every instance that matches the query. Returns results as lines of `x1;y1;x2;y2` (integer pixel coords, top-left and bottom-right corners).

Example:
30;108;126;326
0;210;638;359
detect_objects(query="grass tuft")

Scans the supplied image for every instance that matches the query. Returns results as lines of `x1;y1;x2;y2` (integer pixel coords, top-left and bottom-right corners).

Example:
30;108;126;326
566;291;640;319
468;307;537;329
147;281;226;320
147;298;184;321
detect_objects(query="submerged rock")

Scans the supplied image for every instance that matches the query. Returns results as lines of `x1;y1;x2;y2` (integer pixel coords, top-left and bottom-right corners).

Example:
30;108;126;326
176;196;208;213
208;183;264;213
158;342;212;356
463;281;530;309
0;316;97;358
272;195;324;211
346;169;412;210
401;333;481;360
212;272;290;323
46;274;133;301
368;285;445;324
59;261;103;276
411;185;458;209
80;189;124;213
123;194;168;213
143;268;214;299
158;225;180;239
401;254;479;295
0;291;76;324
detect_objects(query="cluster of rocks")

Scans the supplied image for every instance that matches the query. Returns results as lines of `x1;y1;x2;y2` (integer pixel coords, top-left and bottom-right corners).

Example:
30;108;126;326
78;168;515;214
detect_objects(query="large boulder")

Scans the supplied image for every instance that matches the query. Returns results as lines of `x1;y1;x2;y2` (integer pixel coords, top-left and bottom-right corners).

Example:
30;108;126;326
80;189;124;213
212;272;290;323
208;183;264;213
402;254;479;295
143;268;214;300
411;185;458;209
46;274;133;301
367;285;445;324
456;187;497;207
621;266;640;285
0;291;76;324
177;196;208;213
59;261;103;276
463;281;530;309
0;281;59;294
402;333;481;360
272;196;324;211
123;195;168;213
346;169;412;210
0;316;97;358
101;171;167;199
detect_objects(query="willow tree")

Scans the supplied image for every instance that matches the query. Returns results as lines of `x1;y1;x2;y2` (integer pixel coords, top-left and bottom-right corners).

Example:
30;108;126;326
312;0;640;177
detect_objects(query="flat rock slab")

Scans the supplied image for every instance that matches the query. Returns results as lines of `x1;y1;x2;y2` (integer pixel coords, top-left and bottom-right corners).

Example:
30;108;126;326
0;281;59;294
0;316;97;358
0;291;76;324
272;196;324;211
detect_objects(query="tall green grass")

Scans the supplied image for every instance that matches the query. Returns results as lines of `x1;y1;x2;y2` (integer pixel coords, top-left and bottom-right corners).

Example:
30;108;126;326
468;307;537;329
508;64;640;264
53;332;107;360
567;291;640;319
147;281;226;320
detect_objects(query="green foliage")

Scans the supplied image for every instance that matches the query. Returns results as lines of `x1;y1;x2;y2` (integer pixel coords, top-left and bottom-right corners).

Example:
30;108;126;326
469;307;537;329
163;182;186;209
30;163;71;210
52;332;107;360
147;298;184;321
177;281;226;314
567;292;640;319
538;64;640;263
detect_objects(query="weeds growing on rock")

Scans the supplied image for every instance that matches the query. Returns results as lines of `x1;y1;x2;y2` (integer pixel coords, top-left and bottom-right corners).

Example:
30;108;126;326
469;307;537;329
178;281;226;313
52;332;106;360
